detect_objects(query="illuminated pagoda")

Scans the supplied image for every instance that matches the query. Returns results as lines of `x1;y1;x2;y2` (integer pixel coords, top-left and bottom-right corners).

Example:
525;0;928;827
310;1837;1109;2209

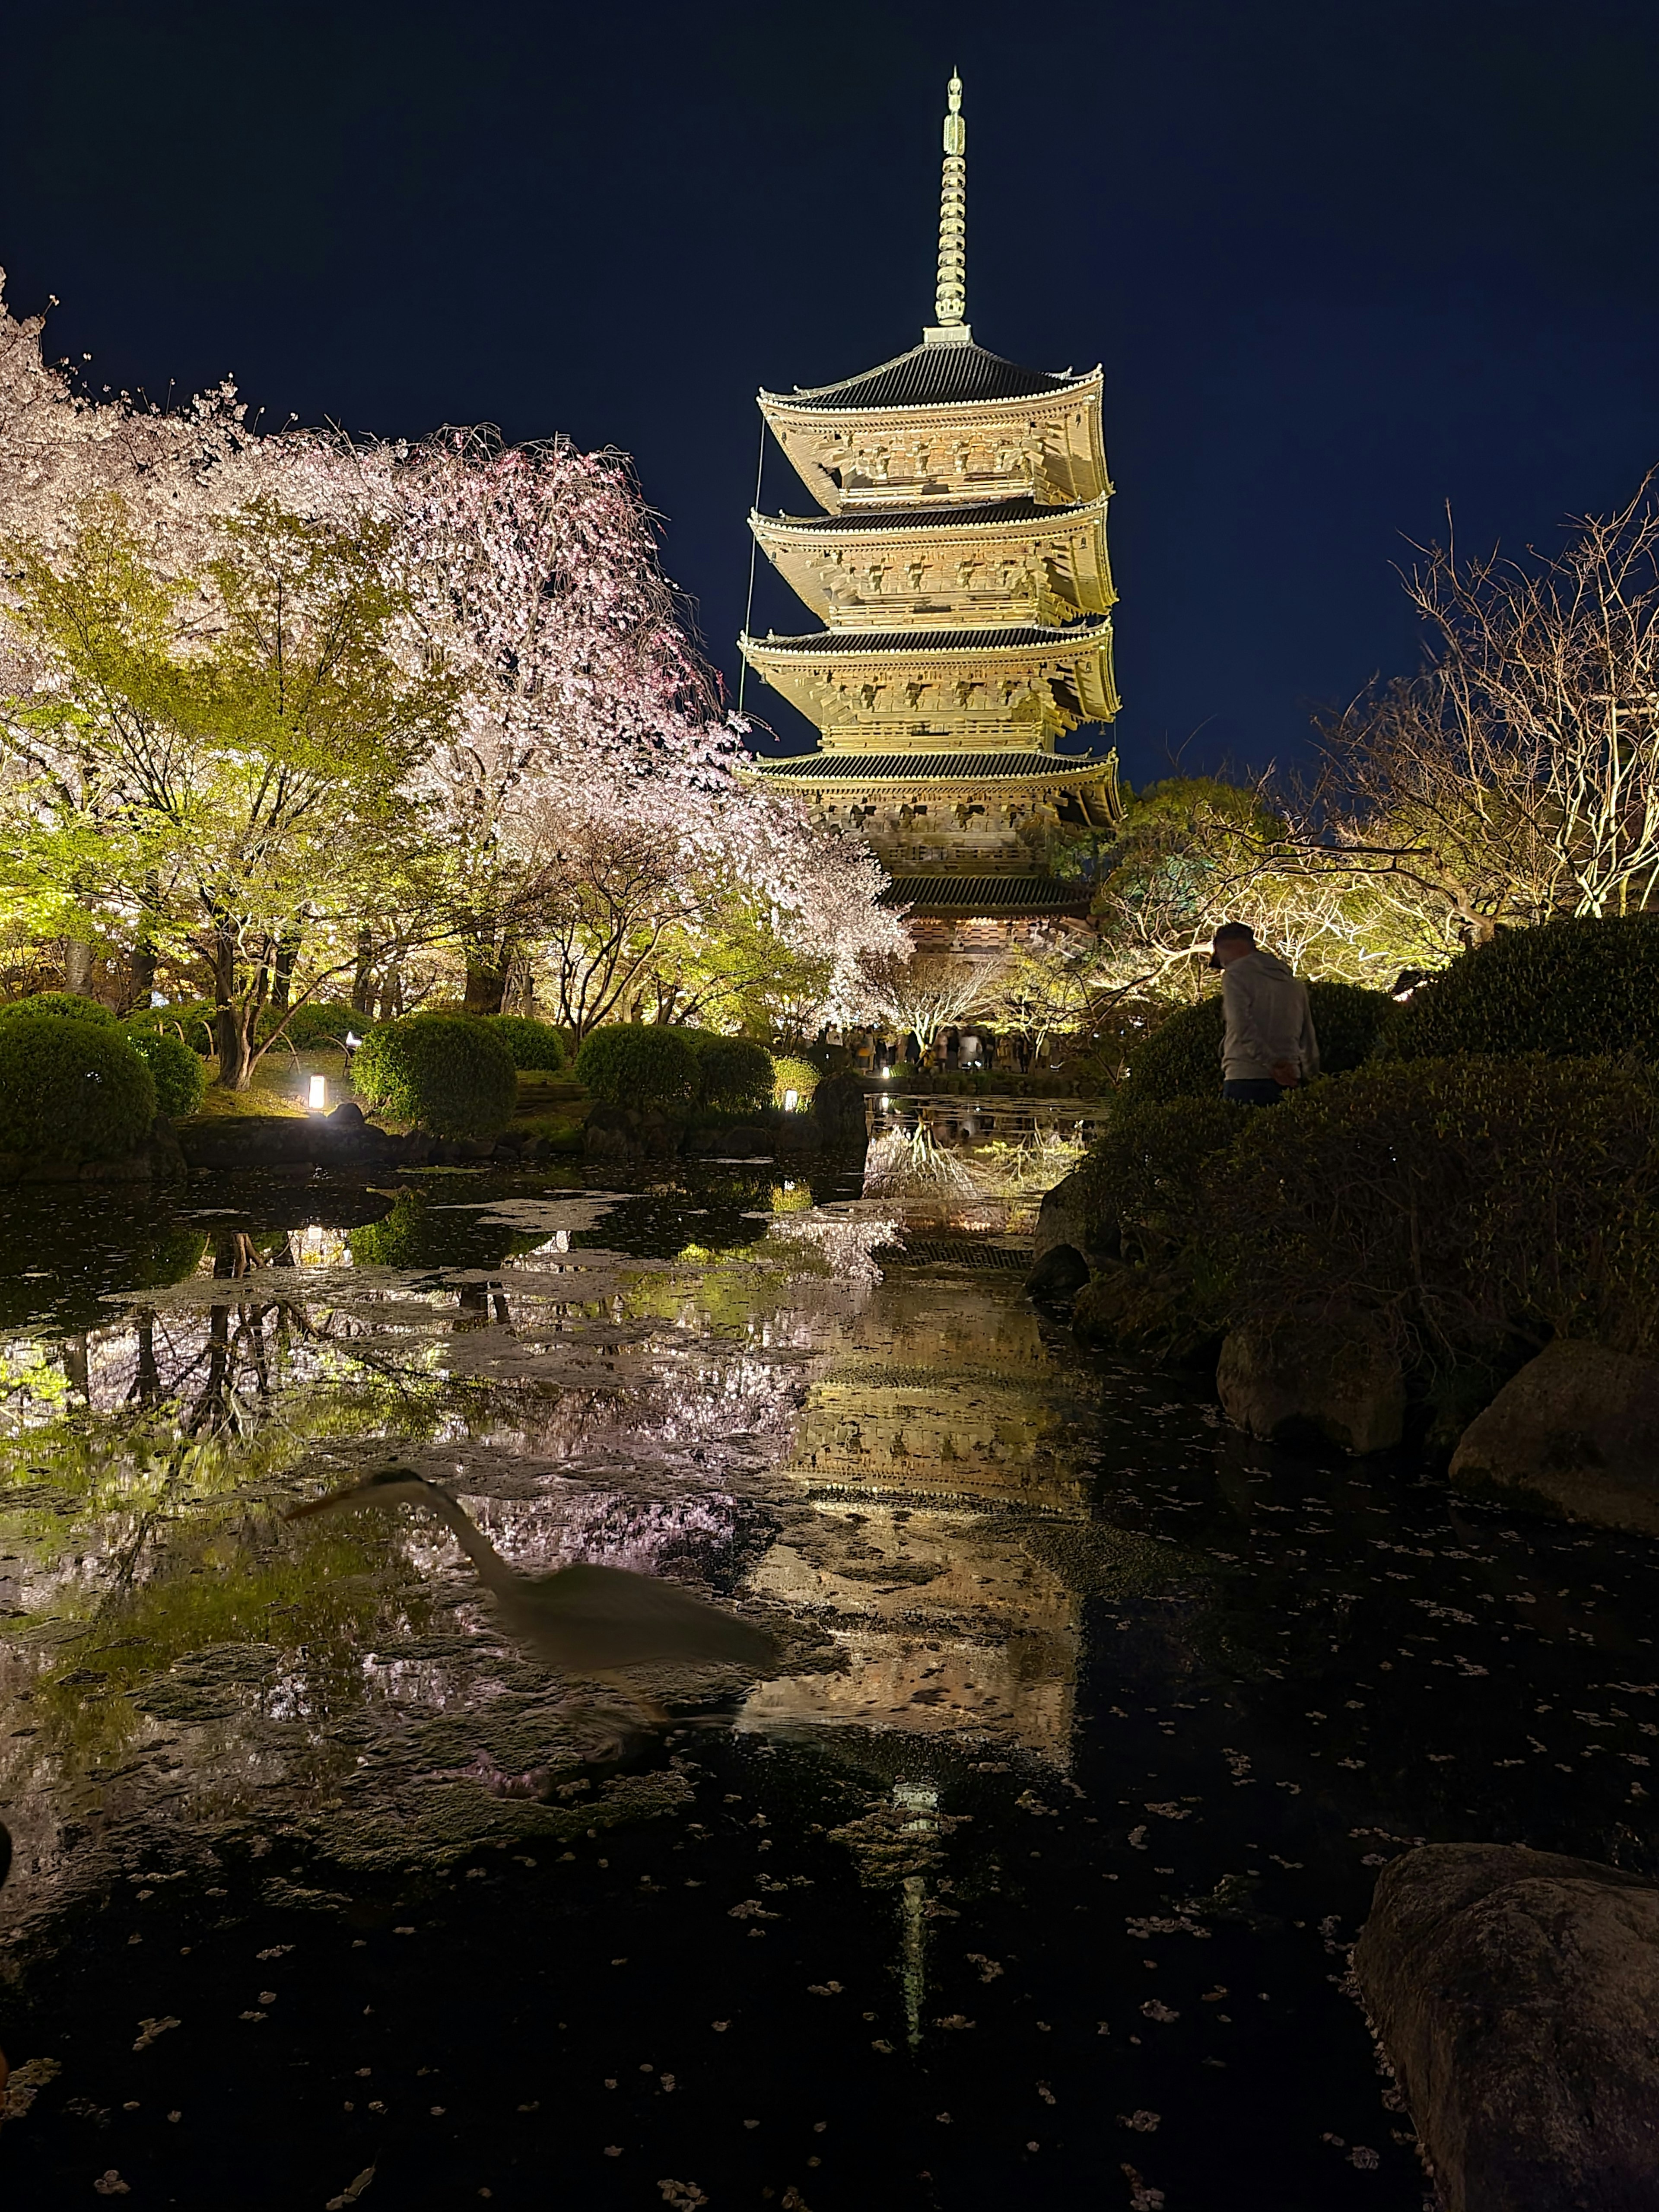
741;73;1122;951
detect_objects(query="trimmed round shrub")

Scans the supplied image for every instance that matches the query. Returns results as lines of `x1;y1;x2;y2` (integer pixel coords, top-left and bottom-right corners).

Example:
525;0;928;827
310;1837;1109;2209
575;1024;699;1111
1378;915;1659;1063
125;1028;207;1119
0;1015;156;1162
0;991;118;1027
772;1055;820;1109
1077;1096;1246;1266
1125;980;1395;1102
486;1015;567;1073
696;1036;774;1113
351;1013;517;1138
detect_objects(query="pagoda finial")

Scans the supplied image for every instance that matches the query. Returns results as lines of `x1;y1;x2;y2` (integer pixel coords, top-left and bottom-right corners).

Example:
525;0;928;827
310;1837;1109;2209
927;72;970;344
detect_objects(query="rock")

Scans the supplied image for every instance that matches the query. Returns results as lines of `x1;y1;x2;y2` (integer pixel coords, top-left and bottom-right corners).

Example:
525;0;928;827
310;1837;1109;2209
324;1101;366;1131
1216;1313;1404;1454
1449;1339;1659;1532
1024;1243;1091;1301
401;1131;435;1167
584;1105;636;1165
1071;1257;1220;1369
1032;1168;1112;1265
1354;1842;1659;2212
721;1123;771;1158
811;1072;868;1146
177;1116;316;1172
772;1115;820;1155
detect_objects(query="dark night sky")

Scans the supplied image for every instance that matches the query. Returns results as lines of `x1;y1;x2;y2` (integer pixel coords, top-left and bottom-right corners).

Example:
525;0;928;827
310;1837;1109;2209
4;1;1659;787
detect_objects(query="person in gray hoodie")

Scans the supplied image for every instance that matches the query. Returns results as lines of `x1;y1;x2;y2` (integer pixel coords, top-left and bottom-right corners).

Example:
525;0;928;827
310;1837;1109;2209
1209;922;1319;1105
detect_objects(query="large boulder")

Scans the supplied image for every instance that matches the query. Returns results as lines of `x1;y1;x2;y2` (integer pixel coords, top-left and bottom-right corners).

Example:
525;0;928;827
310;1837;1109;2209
1354;1842;1659;2212
1216;1313;1404;1454
1025;1166;1114;1300
1449;1340;1659;1532
1071;1256;1220;1368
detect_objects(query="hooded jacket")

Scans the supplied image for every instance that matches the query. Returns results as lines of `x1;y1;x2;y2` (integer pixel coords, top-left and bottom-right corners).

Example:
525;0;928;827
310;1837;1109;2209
1219;949;1319;1082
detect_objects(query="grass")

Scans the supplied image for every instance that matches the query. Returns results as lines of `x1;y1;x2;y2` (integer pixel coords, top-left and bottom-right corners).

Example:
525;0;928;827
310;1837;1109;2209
183;1058;591;1137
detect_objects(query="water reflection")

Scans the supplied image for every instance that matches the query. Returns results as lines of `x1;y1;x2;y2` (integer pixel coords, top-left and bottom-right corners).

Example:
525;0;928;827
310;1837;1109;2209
3;1174;1105;1925
863;1092;1103;1231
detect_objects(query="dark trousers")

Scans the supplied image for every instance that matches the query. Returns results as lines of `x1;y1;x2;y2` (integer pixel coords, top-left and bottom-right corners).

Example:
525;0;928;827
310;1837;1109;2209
1223;1078;1284;1107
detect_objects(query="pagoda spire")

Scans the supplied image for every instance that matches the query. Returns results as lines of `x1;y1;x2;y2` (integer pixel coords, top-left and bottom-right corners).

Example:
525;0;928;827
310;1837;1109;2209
927;73;969;345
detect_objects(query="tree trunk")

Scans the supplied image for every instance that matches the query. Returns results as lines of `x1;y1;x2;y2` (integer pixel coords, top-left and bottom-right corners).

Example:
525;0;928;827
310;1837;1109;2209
352;925;376;1016
62;938;95;996
271;929;299;1013
213;920;254;1089
464;952;509;1016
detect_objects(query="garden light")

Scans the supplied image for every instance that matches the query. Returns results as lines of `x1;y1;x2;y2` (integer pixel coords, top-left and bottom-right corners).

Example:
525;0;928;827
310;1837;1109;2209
783;1089;799;1112
308;1075;327;1111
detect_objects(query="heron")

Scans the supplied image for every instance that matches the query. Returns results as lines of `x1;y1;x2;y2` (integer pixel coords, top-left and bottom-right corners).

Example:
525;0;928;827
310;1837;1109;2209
284;1468;779;1684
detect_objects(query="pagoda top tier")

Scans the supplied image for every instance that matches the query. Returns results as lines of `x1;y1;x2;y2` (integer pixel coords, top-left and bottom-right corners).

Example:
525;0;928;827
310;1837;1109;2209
756;73;1108;513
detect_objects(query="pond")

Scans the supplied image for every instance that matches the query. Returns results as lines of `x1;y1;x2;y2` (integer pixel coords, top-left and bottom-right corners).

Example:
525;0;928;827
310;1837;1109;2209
1;1153;1656;2210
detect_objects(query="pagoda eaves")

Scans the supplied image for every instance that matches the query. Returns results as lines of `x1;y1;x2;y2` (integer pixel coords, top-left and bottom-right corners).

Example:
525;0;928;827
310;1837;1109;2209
744;73;1123;947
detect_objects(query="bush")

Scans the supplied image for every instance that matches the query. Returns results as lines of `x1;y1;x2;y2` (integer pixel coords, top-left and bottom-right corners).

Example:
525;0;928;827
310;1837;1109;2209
125;1028;207;1119
1215;1056;1659;1369
772;1055;820;1109
0;991;118;1027
1079;1096;1247;1266
485;1015;566;1073
0;1015;156;1161
1379;915;1659;1064
1124;979;1396;1102
696;1036;774;1113
575;1025;699;1111
351;1013;517;1138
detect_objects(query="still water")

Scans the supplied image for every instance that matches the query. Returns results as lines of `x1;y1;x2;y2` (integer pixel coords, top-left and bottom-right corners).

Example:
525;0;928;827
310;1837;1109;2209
1;1147;1657;2209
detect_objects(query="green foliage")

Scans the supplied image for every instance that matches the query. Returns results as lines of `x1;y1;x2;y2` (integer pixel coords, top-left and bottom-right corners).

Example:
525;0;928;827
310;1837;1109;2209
350;1013;516;1138
771;1055;820;1108
124;1028;207;1119
1125;979;1395;1101
126;1002;218;1056
1379;915;1659;1064
484;1015;567;1073
575;1024;699;1111
1080;1096;1247;1265
267;1002;375;1052
696;1036;774;1113
0;1015;156;1161
0;992;119;1027
1216;1056;1659;1368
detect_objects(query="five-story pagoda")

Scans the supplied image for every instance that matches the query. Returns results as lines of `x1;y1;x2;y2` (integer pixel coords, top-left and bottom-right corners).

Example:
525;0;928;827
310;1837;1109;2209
742;74;1122;952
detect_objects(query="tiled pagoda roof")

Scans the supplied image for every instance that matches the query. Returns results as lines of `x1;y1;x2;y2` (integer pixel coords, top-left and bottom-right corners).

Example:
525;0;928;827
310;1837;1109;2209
769;340;1093;413
769;496;1090;534
745;623;1109;657
881;874;1093;912
754;750;1112;782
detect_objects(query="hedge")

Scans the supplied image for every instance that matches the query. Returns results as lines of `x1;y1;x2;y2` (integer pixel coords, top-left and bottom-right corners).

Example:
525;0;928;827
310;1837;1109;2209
575;1025;699;1111
1216;1055;1659;1367
696;1036;774;1113
0;992;119;1027
350;1013;517;1138
0;1015;156;1161
1379;914;1659;1064
485;1015;567;1073
124;1028;207;1119
1124;979;1395;1102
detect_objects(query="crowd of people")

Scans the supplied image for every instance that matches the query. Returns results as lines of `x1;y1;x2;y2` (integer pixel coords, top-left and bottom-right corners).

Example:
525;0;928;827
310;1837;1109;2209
817;1023;1042;1078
